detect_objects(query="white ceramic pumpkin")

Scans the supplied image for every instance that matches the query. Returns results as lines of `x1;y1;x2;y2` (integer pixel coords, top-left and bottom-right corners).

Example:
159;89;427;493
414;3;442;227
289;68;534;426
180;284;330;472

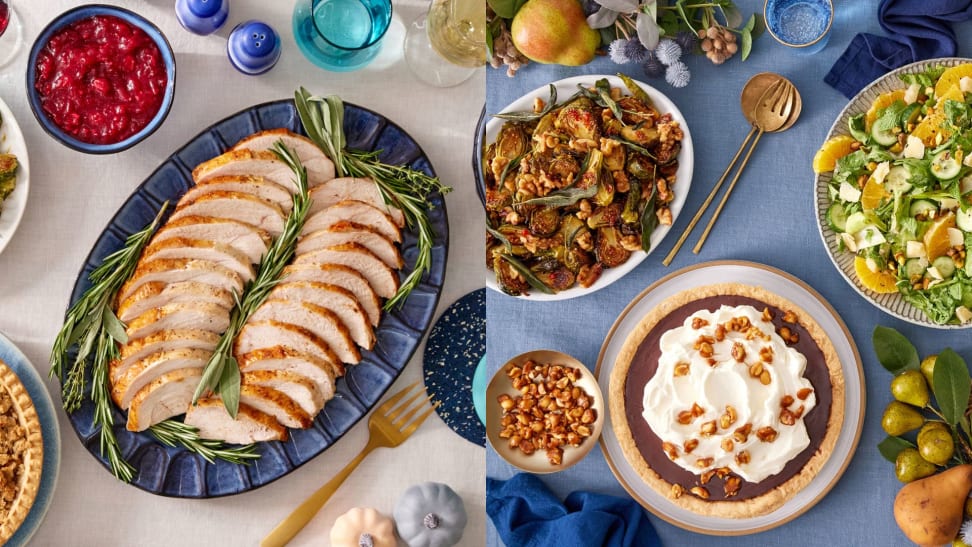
330;507;397;547
394;482;467;547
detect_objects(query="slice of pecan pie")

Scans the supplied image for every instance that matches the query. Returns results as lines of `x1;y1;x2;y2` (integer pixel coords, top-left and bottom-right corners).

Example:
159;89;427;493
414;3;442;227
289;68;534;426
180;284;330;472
0;358;42;543
610;283;844;518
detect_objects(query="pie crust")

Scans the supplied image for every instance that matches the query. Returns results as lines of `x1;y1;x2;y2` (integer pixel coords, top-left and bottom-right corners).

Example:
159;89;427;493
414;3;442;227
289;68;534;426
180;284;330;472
610;283;844;518
0;358;43;543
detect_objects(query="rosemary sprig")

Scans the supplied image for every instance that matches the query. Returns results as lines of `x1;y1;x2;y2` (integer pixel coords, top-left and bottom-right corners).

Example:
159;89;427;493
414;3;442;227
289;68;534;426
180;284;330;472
149;420;260;464
191;142;311;416
294;87;452;310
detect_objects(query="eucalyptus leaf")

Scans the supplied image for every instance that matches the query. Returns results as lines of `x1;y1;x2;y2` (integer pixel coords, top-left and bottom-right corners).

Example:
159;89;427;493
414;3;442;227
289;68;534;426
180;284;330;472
102;307;128;345
720;4;743;28
587;8;620;30
878;435;915;463
636;11;661;50
498;254;555;294
595;0;639;12
219;356;241;418
872;325;919;373
932;348;971;427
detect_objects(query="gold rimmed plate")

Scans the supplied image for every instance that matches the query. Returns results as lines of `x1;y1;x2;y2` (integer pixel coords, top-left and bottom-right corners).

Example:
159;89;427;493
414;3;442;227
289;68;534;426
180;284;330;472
595;260;864;535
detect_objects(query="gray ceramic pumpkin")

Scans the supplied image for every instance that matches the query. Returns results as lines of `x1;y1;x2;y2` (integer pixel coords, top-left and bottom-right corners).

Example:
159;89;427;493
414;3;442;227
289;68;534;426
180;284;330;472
394;482;467;547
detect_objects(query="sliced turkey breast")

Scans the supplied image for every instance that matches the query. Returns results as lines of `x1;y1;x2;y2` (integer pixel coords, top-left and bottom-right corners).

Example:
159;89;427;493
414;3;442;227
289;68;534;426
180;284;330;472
117;257;244;307
300;200;401;243
184;400;288;443
243;369;325;417
230;129;336;186
235;320;344;375
170;191;286;237
249;299;360;364
116;281;234;324
125;301;231;342
113;329;220;383
112;348;211;409
297;222;403;269
281;264;382;326
237;346;339;399
127;367;203;431
139;238;256;283
293;243;399;299
268;281;374;349
308;177;405;226
151;215;270;266
183;175;294;214
238;384;312;429
192;149;301;194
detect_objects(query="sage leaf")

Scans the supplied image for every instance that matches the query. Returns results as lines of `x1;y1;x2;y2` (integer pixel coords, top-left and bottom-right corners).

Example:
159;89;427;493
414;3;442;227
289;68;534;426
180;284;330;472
593;79;625;125
102;307;128;345
872;326;919;373
617;73;653;107
932;348;971;427
498;254;554;294
521;184;597;207
494;85;558;122
878;435;915;463
219;355;241;419
486;221;513;253
641;167;658;252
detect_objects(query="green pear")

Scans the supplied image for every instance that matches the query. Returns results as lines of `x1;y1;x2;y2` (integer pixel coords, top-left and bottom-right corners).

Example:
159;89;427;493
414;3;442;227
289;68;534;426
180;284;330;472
895;447;937;483
882;401;925;436
511;0;599;66
917;422;955;466
921;354;938;386
892;369;930;408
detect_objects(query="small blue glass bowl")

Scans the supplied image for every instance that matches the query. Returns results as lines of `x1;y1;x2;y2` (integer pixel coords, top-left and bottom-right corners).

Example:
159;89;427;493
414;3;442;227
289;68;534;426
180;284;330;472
25;5;177;154
764;0;833;53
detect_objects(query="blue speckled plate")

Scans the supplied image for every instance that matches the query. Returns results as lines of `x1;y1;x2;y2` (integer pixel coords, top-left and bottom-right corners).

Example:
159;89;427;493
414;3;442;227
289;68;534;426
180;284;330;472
0;331;60;546
63;100;448;498
422;289;485;447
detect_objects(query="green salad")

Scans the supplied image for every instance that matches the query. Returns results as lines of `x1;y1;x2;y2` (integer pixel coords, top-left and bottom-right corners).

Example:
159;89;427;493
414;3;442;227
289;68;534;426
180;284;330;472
0;110;17;218
820;64;972;325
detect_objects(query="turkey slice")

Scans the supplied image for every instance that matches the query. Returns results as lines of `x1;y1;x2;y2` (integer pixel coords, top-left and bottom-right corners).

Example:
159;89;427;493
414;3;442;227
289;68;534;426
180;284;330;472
238;384;312;429
230;129;336;186
301;200;401;242
150;215;270;266
268;281;373;349
113;329;220;383
112;348;211;409
127;367;203;431
235;320;344;376
183;175;294;213
192;149;302;194
297;222;403;269
293;243;399;299
184;400;288;443
139;237;256;283
125;301;231;342
116;280;234;324
170;191;286;237
308;177;405;227
243;369;325;417
237;346;339;399
118;257;244;306
249;299;360;364
281;264;382;326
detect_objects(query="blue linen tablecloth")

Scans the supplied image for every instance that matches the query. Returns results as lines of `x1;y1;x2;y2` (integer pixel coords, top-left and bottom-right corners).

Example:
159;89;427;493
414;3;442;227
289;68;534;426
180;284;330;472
486;1;972;545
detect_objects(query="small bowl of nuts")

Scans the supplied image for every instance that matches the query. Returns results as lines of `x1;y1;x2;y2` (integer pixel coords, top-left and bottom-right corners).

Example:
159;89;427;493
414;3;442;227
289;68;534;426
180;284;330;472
487;350;604;473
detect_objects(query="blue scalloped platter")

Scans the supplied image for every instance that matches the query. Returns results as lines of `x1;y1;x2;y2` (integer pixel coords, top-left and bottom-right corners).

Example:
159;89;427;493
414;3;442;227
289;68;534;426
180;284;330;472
64;100;448;498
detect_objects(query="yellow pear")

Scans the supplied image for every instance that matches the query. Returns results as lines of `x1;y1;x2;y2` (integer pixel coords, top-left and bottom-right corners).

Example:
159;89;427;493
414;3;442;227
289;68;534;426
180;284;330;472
894;464;972;546
510;0;600;66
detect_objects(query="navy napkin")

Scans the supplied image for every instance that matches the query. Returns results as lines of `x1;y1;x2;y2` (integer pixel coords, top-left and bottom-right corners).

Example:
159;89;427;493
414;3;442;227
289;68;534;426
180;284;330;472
486;474;661;547
825;0;972;98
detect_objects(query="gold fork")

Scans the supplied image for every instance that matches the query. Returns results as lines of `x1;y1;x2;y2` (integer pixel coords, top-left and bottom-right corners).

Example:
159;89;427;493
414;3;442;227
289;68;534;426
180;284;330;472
260;381;440;547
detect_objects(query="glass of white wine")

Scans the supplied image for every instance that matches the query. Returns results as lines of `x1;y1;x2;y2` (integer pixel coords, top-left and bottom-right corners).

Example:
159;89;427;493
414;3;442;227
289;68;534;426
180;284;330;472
404;0;485;87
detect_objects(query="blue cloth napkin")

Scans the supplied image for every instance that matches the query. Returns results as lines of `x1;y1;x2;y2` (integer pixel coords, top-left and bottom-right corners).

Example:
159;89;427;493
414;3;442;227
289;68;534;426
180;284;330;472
825;0;972;98
486;474;662;547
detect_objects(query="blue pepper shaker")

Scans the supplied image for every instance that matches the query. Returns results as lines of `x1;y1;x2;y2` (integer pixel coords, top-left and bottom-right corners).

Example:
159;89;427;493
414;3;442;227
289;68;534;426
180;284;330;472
175;0;228;35
227;21;281;75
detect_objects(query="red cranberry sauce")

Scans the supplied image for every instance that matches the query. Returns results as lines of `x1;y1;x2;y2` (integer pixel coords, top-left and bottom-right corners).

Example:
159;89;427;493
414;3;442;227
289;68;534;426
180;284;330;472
34;15;168;145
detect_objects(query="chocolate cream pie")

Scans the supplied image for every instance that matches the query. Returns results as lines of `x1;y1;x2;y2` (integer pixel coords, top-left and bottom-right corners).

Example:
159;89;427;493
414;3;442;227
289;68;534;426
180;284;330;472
0;358;42;543
610;283;844;518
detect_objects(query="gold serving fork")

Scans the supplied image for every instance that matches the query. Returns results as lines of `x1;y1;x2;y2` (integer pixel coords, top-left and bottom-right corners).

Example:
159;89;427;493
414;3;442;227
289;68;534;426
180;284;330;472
260;381;440;547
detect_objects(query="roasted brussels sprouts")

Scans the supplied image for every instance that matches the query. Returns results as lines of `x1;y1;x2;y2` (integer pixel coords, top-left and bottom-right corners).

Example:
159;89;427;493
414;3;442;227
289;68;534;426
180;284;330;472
555;98;600;141
529;206;561;237
531;259;576;292
587;203;622;229
496;123;529;160
493;254;531;296
595;226;631;268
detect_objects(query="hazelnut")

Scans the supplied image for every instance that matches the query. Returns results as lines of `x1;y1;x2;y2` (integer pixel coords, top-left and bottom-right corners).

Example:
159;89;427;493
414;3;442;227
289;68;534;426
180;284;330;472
698;341;714;358
724;476;742;498
780;395;794;408
759;370;772;385
677;410;695;425
757;426;779;442
731;342;746;362
683;438;699;453
797;387;813;400
692;317;709;329
780;408;796;426
748;363;764;378
662;442;679;460
671;483;685;499
793;404;805;419
714;324;726;341
761;307;774;321
735;450;751;465
700;420;717;436
695;457;714;468
690;486;710;500
715;467;731;479
721;438;735;452
733;423;752;443
783;310;798;323
691;403;705;417
759;346;774;363
674;362;690;377
700;469;716;485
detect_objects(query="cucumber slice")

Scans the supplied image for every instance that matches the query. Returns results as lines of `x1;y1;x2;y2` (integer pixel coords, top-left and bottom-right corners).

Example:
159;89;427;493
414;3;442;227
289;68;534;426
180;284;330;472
885;165;913;194
931;150;962;180
827;202;849;232
910;199;939;218
932;255;956;278
957;207;972;232
844;211;869;234
904;257;927;279
871;122;898;147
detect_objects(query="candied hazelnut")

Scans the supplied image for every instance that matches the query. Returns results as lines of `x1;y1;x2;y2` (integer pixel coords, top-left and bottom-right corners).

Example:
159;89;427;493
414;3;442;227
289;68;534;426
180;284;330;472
797;387;813;400
690;486;710;500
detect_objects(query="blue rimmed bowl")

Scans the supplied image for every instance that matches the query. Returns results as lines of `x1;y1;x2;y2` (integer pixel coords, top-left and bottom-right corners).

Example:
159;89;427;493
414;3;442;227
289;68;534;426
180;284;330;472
25;5;176;154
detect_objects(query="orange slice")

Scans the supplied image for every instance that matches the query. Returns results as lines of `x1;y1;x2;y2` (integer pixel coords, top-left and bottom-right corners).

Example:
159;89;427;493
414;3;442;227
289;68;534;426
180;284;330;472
812;135;856;174
938;84;965;104
866;90;906;131
923;212;956;261
854;256;898;293
934;63;972;99
861;177;888;211
912;110;950;147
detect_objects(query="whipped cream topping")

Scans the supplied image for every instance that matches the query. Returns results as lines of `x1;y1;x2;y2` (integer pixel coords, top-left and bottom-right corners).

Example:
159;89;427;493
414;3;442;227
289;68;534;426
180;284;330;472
642;304;817;483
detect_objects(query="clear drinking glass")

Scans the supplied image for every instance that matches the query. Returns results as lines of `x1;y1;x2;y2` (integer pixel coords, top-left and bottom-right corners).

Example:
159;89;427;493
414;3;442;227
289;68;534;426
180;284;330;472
292;0;392;72
0;0;24;68
404;0;486;87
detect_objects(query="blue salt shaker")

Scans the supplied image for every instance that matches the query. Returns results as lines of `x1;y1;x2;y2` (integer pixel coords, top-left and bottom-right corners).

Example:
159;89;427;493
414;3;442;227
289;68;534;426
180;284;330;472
227;21;281;75
175;0;229;35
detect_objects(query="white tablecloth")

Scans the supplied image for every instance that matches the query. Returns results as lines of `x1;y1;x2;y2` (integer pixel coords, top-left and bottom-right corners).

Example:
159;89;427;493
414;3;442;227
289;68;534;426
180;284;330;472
0;1;485;544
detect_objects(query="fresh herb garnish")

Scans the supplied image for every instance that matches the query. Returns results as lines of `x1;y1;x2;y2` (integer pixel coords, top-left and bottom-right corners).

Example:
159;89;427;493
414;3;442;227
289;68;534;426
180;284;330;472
149;420;259;464
294;87;451;310
493;84;559;122
192;142;311;416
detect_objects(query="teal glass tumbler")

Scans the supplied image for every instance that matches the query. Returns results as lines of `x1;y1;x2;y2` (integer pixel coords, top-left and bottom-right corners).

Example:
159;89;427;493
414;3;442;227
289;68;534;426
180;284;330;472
764;0;833;54
292;0;392;71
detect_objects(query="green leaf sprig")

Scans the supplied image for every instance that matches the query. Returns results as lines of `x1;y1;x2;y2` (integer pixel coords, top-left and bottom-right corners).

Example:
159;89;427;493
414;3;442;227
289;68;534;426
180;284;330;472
148;420;259;464
192;142;311;417
873;326;972;464
294;87;452;310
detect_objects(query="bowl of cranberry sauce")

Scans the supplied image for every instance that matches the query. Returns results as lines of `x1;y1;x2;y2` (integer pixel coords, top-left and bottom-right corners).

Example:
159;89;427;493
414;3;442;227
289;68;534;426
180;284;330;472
26;5;176;154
